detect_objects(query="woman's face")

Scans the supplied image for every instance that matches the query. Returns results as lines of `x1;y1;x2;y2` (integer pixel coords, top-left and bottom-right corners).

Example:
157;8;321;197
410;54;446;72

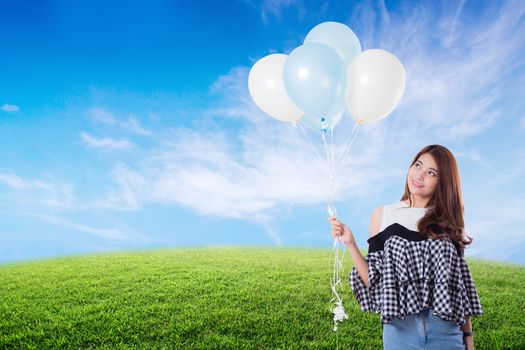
407;152;439;199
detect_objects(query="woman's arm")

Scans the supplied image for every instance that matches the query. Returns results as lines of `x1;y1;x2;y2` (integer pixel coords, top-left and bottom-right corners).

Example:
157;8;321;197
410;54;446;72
461;316;474;350
333;207;382;287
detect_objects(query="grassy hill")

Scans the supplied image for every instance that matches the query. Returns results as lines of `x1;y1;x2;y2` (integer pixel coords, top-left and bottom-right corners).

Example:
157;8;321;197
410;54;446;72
0;247;523;349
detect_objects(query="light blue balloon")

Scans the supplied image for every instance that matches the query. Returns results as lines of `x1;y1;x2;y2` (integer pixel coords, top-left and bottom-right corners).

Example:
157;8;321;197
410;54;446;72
304;21;361;67
301;102;345;132
283;43;347;121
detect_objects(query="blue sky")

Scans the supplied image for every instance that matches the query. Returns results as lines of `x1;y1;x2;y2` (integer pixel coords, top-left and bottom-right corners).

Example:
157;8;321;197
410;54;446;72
1;0;524;265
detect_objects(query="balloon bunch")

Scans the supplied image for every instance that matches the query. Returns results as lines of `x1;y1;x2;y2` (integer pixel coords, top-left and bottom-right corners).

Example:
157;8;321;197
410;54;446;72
248;21;406;333
249;21;405;128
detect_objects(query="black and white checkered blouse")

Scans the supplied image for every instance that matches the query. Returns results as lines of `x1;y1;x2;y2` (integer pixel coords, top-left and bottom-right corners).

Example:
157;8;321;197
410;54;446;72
349;201;483;325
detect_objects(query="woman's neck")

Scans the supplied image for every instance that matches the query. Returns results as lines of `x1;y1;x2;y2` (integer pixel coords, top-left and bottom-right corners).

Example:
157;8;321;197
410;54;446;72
405;195;430;208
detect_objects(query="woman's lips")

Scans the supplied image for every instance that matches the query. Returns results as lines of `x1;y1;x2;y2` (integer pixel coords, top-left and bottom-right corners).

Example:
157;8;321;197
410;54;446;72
412;179;424;188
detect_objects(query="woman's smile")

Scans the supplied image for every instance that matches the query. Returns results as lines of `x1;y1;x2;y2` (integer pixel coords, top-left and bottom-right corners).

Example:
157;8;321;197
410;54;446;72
411;179;424;188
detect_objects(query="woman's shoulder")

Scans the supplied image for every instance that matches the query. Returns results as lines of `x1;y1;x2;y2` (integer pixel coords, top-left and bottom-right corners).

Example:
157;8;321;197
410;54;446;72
369;206;384;238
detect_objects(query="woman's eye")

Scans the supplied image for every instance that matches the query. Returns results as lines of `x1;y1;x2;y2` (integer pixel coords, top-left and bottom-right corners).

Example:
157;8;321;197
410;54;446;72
429;171;436;176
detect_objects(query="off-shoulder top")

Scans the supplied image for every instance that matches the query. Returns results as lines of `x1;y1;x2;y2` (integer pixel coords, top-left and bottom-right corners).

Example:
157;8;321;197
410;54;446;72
349;201;483;325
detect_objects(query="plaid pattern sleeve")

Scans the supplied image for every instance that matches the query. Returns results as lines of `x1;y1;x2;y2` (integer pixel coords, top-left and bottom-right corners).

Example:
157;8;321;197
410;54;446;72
456;255;484;317
348;223;483;325
349;251;383;314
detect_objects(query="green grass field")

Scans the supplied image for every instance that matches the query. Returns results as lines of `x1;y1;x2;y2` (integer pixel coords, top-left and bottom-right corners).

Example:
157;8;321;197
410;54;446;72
1;247;524;349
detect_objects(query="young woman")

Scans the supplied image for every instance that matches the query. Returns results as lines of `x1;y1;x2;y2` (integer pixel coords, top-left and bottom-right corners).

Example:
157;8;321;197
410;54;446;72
329;144;483;350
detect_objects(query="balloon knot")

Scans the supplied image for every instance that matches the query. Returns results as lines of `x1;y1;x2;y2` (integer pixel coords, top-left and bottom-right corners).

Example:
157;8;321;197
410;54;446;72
320;116;329;133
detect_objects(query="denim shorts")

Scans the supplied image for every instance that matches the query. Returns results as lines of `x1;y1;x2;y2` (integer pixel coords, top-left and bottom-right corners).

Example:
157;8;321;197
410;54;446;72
382;309;464;350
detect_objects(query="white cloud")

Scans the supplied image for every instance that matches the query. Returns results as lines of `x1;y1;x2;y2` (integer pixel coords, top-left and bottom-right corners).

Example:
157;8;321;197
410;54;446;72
0;173;32;190
0;171;75;209
454;149;489;168
93;129;327;219
441;0;467;47
465;198;525;264
39;214;129;240
350;0;525;141
461;143;525;263
92;162;144;211
90;68;401;221
259;223;283;246
80;131;135;150
89;107;116;124
246;0;304;24
1;103;20;113
88;108;151;135
121;117;151;135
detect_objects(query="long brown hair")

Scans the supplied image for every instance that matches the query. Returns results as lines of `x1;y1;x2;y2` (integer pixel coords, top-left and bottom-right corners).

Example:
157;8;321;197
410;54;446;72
401;145;472;254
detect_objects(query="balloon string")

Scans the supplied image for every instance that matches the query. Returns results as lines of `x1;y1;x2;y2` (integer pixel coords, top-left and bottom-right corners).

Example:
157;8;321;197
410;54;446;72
335;120;361;166
297;118;354;335
331;120;335;167
321;128;335;216
331;239;348;332
321;129;332;173
295;121;324;162
322;126;348;334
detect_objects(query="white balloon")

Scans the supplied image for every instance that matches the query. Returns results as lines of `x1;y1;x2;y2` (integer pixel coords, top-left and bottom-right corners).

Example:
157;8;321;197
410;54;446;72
346;49;406;124
248;54;303;122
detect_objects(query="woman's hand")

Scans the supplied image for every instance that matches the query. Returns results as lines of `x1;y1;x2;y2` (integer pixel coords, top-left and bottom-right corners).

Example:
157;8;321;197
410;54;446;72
328;216;356;247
